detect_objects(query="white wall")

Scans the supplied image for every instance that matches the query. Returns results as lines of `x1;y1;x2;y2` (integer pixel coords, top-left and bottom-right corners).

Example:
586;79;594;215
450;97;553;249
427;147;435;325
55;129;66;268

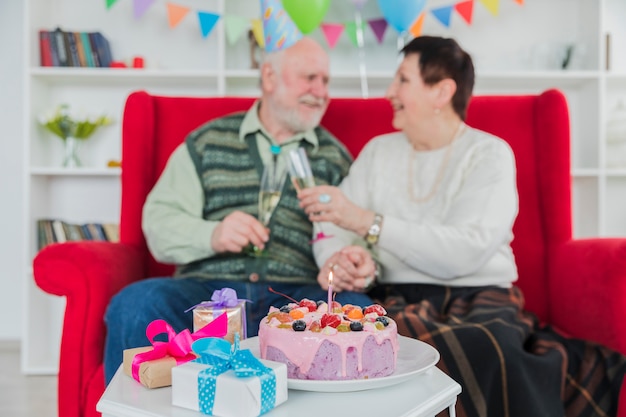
0;0;24;340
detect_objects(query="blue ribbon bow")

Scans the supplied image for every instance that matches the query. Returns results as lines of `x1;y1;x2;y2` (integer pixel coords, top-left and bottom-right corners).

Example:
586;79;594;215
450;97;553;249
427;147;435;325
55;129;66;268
192;336;277;415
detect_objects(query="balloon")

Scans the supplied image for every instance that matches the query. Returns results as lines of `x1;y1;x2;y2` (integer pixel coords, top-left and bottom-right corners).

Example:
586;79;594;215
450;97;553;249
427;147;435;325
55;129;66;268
376;0;427;34
282;0;331;34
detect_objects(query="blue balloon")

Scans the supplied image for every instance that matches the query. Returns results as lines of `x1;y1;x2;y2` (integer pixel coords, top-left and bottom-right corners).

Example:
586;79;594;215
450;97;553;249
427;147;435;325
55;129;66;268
376;0;427;34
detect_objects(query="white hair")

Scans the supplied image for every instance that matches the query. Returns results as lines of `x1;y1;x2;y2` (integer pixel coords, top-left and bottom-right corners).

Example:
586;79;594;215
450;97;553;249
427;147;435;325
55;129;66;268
262;49;285;76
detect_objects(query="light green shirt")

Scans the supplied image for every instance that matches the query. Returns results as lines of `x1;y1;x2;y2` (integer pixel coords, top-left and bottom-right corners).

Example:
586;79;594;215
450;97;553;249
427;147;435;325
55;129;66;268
239;100;319;170
142;100;319;264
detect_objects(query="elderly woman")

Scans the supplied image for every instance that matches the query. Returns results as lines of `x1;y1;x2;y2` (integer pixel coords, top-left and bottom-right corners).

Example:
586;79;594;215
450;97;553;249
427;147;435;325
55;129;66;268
298;36;626;417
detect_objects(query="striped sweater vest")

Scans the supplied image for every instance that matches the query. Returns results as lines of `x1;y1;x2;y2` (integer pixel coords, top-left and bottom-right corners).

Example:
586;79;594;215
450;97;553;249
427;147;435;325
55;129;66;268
175;112;353;283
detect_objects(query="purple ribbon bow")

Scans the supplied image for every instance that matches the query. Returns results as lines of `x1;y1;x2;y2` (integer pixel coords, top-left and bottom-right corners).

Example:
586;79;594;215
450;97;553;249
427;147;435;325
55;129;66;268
185;288;251;312
185;288;252;339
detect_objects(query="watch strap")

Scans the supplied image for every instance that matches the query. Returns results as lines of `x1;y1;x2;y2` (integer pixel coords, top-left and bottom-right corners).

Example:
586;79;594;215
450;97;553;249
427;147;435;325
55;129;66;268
365;213;383;246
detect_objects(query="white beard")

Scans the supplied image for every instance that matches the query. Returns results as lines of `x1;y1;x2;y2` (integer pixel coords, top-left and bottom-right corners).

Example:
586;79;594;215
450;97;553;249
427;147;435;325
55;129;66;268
268;84;325;133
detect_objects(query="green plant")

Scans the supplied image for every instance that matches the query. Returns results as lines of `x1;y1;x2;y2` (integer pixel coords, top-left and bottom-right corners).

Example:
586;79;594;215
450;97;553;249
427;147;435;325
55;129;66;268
39;104;113;141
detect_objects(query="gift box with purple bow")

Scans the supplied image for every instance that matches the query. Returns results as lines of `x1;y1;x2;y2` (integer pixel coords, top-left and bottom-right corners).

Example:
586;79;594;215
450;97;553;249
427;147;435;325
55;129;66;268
188;288;250;344
172;336;288;417
122;313;227;388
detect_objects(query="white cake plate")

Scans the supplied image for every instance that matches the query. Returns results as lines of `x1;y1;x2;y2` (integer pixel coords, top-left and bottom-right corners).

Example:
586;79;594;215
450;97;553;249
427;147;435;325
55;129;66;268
239;335;440;392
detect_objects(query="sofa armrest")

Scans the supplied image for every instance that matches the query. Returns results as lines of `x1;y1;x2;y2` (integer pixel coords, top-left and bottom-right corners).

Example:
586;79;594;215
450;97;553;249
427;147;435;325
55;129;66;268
33;241;144;417
549;238;626;355
34;241;144;300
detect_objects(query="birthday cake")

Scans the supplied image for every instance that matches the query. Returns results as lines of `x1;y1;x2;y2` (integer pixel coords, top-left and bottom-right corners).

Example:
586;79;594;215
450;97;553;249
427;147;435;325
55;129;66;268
258;299;398;380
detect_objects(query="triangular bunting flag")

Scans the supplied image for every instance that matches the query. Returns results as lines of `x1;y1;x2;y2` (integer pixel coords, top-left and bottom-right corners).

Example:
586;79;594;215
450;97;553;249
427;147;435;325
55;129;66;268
431;6;454;28
133;0;155;20
166;3;190;29
478;0;499;16
251;18;265;49
320;23;344;49
350;0;368;9
455;0;474;25
105;0;119;9
345;21;365;48
197;11;220;38
409;13;425;38
224;15;249;45
368;18;388;44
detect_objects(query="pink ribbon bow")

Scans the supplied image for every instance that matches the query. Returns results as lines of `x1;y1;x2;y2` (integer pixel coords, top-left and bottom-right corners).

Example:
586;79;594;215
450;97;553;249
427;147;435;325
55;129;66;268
131;312;228;382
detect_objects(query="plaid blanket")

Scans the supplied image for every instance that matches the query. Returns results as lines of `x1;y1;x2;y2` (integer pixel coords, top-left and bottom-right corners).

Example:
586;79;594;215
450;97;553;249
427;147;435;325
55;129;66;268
373;284;626;417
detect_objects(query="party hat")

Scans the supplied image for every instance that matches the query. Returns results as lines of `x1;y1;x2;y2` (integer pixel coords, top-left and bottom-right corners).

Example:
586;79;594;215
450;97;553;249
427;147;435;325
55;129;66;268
260;0;303;53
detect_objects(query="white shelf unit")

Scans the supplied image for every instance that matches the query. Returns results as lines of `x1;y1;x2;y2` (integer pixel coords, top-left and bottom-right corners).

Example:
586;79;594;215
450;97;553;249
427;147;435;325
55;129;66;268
21;0;626;374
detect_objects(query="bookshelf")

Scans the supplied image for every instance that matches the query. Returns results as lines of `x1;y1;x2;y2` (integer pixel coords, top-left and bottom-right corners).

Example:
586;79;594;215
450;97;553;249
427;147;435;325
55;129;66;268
22;0;626;374
37;219;119;249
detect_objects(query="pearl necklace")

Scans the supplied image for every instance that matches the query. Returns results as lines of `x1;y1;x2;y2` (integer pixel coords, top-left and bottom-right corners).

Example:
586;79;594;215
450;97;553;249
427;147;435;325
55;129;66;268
408;123;466;203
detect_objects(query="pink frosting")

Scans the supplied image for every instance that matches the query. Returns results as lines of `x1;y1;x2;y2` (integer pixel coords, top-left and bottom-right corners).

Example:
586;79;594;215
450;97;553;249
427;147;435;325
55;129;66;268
258;310;398;380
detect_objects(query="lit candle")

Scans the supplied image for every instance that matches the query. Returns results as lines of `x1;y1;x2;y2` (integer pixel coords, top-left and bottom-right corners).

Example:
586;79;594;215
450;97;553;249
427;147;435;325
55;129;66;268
327;270;334;313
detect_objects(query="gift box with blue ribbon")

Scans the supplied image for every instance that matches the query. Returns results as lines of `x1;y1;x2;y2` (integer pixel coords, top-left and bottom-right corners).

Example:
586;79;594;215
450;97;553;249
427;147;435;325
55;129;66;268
172;336;288;417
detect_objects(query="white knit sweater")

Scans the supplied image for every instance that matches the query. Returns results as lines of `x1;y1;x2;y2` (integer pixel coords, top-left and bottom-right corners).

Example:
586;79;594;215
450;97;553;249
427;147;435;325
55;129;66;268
313;126;519;288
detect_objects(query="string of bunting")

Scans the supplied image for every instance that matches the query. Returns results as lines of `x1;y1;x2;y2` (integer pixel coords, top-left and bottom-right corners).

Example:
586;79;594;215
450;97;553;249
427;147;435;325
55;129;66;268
104;0;524;48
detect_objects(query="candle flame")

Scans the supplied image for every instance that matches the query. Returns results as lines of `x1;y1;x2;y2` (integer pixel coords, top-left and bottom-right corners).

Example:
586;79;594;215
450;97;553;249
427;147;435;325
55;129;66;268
328;270;334;285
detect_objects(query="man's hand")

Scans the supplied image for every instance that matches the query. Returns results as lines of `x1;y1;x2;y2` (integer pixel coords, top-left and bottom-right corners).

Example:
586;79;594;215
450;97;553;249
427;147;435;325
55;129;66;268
211;211;269;253
318;245;377;292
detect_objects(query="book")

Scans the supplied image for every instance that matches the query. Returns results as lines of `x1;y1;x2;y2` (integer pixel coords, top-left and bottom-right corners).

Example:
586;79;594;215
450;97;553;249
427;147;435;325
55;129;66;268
37;220;49;250
64;223;83;241
87;32;100;67
47;29;60;66
52;27;69;67
38;30;53;67
87;223;106;241
73;32;87;67
89;32;112;68
102;223;120;242
45;221;56;244
64;30;79;67
52;220;67;243
79;32;95;67
95;223;109;240
37;219;56;248
80;224;93;240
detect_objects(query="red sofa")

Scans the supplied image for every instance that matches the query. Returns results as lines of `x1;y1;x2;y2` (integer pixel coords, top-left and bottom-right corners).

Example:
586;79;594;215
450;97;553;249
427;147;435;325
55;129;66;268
33;90;626;417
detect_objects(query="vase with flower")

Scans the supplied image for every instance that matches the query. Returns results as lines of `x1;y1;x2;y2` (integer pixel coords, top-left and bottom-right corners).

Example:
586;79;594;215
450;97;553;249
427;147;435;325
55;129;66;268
39;104;113;168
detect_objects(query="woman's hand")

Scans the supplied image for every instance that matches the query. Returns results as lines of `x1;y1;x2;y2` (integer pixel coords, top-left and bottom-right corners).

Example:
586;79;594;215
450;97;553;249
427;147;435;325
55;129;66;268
317;246;377;293
298;185;372;236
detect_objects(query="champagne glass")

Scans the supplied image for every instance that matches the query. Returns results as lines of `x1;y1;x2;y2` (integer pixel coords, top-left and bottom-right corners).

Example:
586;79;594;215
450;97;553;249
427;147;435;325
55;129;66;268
287;147;333;243
246;163;286;257
258;164;285;228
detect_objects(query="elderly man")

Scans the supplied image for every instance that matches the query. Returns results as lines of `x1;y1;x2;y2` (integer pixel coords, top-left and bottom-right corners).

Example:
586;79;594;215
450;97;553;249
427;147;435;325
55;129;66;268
102;36;376;384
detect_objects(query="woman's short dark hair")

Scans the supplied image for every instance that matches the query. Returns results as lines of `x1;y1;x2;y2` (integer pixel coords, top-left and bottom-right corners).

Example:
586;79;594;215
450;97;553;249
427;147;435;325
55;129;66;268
401;36;474;120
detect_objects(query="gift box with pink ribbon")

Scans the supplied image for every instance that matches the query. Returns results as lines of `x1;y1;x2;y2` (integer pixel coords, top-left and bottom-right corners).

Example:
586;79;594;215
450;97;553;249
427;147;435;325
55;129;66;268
122;312;227;388
188;288;250;344
172;336;288;417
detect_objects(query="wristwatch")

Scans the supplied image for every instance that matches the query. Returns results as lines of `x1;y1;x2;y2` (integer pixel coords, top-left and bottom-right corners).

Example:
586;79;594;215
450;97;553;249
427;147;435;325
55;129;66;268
365;213;383;246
